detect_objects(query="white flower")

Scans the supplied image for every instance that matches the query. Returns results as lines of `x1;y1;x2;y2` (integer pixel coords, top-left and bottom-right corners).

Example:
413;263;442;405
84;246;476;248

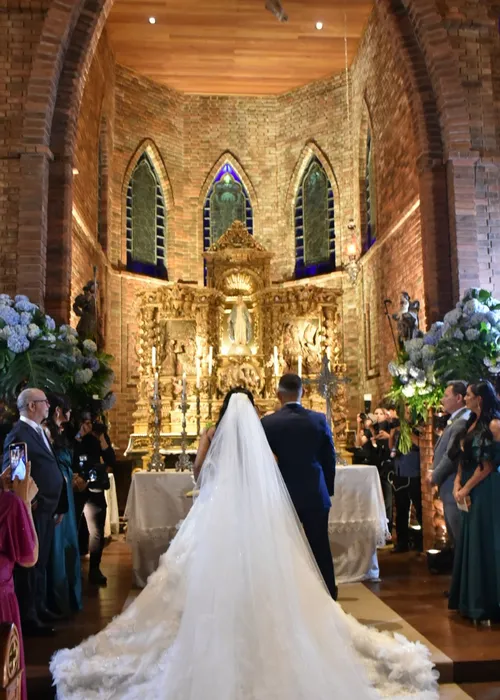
0;327;12;340
27;323;41;340
465;328;480;341
83;339;97;354
75;368;93;384
443;308;462;326
402;383;416;398
388;361;400;377
404;338;425;353
66;335;78;346
483;357;493;368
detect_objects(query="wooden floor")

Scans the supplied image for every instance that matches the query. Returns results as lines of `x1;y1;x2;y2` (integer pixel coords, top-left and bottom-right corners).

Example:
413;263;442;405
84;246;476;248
25;539;500;699
368;550;500;683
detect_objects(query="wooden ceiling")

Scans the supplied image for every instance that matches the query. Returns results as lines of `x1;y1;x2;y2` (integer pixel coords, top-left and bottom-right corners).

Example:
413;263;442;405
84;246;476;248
106;0;374;96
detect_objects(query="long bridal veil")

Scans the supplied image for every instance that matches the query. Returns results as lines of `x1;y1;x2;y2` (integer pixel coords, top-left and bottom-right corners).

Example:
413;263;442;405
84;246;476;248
51;393;439;700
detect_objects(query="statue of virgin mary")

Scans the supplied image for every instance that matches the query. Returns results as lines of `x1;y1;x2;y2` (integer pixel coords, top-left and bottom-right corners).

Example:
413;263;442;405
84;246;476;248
228;296;252;347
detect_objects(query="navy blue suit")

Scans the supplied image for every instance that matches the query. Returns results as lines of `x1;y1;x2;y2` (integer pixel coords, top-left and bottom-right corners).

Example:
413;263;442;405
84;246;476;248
3;420;65;623
262;403;337;598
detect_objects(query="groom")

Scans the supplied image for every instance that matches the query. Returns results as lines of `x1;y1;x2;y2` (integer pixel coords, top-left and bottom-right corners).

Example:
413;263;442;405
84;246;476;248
262;373;337;599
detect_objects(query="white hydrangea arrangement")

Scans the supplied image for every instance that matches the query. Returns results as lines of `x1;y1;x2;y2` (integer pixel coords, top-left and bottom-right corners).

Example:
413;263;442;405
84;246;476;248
0;294;114;407
388;288;500;423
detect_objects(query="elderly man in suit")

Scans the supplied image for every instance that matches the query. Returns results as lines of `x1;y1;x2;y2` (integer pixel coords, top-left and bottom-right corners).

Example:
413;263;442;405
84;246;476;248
427;381;470;546
3;387;67;636
261;373;337;599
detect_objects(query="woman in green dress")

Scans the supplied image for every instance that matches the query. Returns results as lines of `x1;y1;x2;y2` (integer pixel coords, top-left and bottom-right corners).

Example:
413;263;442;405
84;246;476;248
46;394;83;616
448;380;500;623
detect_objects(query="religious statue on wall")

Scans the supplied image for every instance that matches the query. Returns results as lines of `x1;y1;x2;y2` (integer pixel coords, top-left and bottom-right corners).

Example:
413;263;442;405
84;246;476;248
228;296;252;348
73;279;104;349
392;292;421;349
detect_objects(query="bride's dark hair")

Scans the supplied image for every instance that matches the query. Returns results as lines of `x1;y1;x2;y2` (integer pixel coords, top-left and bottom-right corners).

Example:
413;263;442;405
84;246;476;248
217;387;254;427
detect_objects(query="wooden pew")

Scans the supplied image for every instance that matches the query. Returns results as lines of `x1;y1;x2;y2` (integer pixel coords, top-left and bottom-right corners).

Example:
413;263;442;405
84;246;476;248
0;624;22;700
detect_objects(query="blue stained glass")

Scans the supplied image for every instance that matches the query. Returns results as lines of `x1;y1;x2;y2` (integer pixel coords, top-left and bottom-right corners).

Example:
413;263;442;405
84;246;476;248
294;157;335;279
126;153;168;279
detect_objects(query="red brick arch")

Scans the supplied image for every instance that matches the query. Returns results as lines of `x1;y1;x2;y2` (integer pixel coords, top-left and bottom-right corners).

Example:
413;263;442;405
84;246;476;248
21;0;472;322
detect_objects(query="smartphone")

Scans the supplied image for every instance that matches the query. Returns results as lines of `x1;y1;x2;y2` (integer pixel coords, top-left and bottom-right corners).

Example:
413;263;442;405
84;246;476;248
10;442;28;481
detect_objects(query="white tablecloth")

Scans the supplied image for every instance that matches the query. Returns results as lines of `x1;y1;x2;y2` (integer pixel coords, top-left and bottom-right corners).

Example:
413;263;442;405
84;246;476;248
329;464;388;584
124;471;194;587
125;465;388;589
104;473;119;538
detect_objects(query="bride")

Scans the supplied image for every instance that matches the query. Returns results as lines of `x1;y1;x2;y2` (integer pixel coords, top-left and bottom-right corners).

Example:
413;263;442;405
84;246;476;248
51;388;439;700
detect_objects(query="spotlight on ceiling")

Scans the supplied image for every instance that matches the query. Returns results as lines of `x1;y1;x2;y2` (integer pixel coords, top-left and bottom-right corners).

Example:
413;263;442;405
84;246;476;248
72;168;79;176
148;17;156;25
315;21;324;30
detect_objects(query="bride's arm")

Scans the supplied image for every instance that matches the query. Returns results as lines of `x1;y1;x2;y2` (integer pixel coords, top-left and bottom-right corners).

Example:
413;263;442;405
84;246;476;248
193;426;215;481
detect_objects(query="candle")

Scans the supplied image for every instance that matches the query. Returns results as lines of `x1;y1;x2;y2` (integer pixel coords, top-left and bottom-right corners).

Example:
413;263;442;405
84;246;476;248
297;355;302;378
154;371;159;395
152;346;157;369
196;357;201;389
208;346;213;376
363;394;372;402
273;346;279;377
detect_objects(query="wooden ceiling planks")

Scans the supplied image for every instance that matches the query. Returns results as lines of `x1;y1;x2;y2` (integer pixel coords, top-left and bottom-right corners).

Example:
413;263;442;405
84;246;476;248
106;0;373;95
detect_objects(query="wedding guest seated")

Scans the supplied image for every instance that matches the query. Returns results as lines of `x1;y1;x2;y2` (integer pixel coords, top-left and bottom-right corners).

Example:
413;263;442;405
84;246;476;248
0;465;38;700
45;394;82;616
449;381;500;624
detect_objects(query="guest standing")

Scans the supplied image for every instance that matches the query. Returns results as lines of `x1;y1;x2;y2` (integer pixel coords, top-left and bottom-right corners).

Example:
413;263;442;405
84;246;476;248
45;394;83;616
0;464;38;700
2;388;67;636
449;381;500;623
390;424;422;553
73;418;116;586
427;381;470;546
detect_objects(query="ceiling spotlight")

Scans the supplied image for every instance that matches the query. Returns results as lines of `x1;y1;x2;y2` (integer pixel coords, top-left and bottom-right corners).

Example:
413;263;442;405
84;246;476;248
315;21;324;30
72;168;79;176
148;17;156;25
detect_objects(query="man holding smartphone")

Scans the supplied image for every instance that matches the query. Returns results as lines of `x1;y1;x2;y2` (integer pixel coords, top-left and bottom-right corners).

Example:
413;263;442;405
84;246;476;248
2;388;67;636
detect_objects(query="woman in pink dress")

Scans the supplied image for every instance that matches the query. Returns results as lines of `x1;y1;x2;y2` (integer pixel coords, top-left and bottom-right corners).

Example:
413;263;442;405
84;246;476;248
0;464;38;700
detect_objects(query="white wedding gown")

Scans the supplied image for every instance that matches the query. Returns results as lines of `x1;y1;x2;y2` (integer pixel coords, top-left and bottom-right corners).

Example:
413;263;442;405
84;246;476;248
51;394;439;700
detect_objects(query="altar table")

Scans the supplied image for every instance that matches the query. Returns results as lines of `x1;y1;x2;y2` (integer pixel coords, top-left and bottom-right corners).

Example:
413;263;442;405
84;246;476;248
125;464;388;588
329;464;388;584
124;470;194;587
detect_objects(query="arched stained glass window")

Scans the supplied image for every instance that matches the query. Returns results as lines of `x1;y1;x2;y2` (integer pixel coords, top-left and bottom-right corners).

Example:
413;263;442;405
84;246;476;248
364;128;377;252
203;163;253;250
295;157;335;279
126;153;167;279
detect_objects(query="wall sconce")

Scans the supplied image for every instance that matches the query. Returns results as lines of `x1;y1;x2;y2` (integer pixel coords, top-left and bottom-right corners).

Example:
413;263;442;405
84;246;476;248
345;242;360;285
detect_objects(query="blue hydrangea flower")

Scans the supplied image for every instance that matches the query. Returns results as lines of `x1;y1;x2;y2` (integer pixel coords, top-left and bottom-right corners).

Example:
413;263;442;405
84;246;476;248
45;315;56;331
465;328;480;341
443;308;462;326
12;325;29;337
0;306;20;326
86;357;100;372
14;299;37;313
7;334;30;353
0;294;12;307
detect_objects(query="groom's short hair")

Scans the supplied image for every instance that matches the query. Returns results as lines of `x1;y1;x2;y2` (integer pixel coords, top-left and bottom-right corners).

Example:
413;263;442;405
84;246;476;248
278;373;302;396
